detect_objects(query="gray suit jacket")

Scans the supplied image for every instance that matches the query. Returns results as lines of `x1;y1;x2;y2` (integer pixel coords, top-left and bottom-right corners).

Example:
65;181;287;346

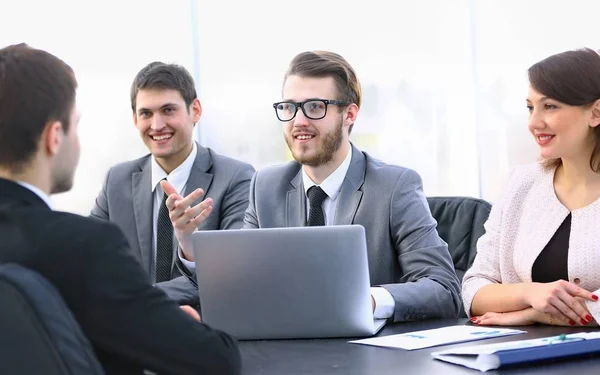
244;144;461;322
91;142;255;304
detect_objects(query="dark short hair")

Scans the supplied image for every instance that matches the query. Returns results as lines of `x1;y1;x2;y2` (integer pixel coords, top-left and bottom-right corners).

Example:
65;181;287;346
528;47;600;172
284;51;361;134
130;62;197;112
0;43;77;172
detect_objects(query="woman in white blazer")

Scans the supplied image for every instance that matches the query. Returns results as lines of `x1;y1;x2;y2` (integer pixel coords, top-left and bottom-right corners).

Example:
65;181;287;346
462;48;600;327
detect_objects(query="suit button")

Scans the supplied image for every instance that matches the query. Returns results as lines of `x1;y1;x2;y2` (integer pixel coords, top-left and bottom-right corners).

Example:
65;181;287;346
574;278;581;285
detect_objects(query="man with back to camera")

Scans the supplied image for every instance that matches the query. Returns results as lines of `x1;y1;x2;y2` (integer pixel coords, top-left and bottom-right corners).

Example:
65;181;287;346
0;43;240;375
90;61;255;306
170;50;462;323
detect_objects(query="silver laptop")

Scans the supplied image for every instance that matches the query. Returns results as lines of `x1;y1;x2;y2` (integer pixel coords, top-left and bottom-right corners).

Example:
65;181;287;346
192;224;386;340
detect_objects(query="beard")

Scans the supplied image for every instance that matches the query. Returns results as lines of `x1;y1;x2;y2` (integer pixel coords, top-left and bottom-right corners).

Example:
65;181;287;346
286;117;344;167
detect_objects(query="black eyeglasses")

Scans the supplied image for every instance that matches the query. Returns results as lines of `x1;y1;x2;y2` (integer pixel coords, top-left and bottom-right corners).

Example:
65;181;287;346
272;99;350;122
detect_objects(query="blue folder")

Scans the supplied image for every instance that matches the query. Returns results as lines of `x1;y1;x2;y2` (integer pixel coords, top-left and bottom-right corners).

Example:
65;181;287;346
431;332;600;372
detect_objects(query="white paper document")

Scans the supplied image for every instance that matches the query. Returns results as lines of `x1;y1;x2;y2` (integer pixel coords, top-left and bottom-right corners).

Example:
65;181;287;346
348;325;526;350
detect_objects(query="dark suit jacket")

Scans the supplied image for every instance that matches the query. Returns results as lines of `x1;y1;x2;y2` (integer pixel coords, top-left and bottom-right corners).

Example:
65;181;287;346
90;143;255;304
0;178;240;375
243;144;462;322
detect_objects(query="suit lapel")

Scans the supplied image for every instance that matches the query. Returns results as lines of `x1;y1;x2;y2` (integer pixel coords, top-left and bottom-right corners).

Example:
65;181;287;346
287;168;306;227
132;158;153;273
334;144;365;225
183;144;213;221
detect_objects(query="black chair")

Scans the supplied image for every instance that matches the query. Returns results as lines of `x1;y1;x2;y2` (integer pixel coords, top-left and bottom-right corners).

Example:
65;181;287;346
0;263;104;375
0;209;104;375
427;196;492;283
427;196;491;317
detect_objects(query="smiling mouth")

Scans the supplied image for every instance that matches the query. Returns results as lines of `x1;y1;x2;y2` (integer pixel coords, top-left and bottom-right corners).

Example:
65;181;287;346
151;134;173;141
295;134;315;140
538;135;554;141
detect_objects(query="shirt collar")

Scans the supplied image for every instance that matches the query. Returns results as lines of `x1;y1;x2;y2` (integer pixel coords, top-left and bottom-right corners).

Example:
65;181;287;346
302;144;352;201
16;181;53;209
151;142;197;194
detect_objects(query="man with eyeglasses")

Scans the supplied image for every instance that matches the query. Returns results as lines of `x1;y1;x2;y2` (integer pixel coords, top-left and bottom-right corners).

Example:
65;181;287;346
172;50;461;322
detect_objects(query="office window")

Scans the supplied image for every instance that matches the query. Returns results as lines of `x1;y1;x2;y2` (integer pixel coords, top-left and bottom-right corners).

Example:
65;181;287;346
0;0;197;214
4;0;600;213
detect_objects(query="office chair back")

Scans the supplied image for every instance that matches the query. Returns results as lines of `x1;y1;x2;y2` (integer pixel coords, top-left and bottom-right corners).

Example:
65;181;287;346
0;210;104;375
427;196;492;281
0;263;105;375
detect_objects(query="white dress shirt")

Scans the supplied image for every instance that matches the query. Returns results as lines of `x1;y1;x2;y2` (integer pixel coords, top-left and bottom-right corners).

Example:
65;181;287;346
301;146;395;319
17;181;53;209
151;142;198;272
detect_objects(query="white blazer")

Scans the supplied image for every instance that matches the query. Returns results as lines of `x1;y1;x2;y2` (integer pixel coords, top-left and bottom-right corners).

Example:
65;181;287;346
462;163;600;316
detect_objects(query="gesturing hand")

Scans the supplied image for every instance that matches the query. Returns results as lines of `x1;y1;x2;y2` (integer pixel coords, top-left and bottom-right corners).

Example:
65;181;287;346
160;180;213;261
525;280;598;326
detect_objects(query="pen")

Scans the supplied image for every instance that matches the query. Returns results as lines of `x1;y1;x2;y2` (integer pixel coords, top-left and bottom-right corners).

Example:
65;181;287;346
548;334;582;345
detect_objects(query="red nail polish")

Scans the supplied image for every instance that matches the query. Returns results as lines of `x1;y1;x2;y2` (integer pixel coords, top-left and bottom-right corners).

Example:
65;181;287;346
569;320;575;326
587;315;593;322
593;294;599;301
581;318;587;325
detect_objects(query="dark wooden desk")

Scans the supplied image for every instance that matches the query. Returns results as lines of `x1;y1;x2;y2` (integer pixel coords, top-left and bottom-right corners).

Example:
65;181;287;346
239;319;600;374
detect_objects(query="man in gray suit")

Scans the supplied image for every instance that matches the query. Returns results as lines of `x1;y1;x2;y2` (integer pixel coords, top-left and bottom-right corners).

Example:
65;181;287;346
91;62;255;305
174;51;461;322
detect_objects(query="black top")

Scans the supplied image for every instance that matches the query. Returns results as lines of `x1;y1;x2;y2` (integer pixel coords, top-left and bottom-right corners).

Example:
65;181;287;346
532;213;571;283
0;178;240;375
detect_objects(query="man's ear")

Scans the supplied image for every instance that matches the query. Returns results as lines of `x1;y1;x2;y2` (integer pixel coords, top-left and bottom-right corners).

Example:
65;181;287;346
43;120;64;157
343;103;359;128
191;98;202;123
590;99;600;128
132;110;138;127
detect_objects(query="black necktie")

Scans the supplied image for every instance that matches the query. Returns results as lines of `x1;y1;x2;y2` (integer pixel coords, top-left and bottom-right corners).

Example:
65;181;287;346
156;189;173;282
307;186;328;226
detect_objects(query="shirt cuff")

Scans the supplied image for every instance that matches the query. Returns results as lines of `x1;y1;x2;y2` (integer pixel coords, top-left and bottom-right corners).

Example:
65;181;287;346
370;287;395;319
178;247;196;272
